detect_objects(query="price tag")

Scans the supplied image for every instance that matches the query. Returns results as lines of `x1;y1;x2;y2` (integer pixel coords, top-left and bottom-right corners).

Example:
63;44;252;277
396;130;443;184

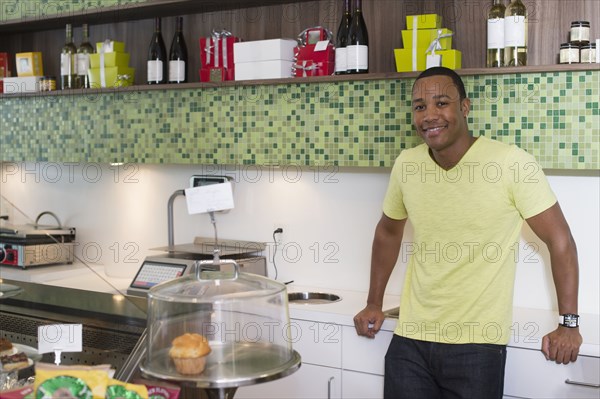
37;324;83;354
185;181;234;214
314;40;330;52
426;53;441;69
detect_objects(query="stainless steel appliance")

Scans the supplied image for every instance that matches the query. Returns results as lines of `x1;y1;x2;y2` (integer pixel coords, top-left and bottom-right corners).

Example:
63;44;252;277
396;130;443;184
0;212;75;268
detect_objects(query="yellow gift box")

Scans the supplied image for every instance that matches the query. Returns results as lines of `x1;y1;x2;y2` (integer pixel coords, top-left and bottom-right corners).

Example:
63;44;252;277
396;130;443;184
406;14;442;30
394;48;462;72
90;52;130;68
88;66;135;88
16;52;44;77
394;48;427;72
95;41;126;53
437;49;462;69
402;28;453;50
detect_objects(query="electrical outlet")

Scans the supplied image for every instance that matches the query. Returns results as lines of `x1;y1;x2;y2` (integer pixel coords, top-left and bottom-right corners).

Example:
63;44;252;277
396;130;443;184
273;225;284;245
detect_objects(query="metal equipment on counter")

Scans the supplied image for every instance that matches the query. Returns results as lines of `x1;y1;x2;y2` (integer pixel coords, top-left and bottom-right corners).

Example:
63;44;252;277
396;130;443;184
0;211;76;268
127;188;267;297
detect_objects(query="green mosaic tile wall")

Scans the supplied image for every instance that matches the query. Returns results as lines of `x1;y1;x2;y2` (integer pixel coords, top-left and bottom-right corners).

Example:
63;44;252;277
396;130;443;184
0;0;144;22
1;70;598;169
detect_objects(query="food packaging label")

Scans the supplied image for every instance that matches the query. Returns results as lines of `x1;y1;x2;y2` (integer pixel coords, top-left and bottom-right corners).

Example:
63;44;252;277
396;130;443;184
15;52;43;77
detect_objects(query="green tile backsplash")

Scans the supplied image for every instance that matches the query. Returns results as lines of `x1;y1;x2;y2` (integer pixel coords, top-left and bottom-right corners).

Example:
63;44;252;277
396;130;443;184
1;70;598;169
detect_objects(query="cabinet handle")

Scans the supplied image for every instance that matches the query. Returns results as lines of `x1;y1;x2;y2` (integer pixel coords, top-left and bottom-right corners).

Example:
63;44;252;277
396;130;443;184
565;379;600;388
327;376;335;399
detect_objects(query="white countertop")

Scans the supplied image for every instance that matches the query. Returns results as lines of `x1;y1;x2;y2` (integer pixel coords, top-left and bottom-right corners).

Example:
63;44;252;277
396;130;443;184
2;262;598;357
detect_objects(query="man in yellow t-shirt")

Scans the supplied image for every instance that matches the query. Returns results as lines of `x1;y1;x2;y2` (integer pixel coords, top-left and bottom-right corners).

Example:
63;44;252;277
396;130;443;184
353;67;582;398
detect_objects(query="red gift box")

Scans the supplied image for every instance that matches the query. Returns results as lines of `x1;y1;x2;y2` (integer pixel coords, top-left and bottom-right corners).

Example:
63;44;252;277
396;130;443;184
293;43;335;77
293;60;334;77
0;52;10;94
200;32;239;69
200;67;235;82
294;44;335;64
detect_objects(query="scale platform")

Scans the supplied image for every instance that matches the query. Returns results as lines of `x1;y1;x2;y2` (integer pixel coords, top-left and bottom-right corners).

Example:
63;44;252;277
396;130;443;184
126;238;267;297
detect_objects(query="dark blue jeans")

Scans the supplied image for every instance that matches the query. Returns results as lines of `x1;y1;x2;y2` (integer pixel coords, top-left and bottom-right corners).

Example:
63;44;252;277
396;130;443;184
384;335;507;399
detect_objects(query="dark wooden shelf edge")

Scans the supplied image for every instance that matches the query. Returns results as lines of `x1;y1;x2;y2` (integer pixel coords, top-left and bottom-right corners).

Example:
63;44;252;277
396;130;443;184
2;64;598;99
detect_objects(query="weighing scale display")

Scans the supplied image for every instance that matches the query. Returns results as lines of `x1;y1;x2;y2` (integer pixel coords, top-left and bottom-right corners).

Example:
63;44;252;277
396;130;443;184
130;261;187;289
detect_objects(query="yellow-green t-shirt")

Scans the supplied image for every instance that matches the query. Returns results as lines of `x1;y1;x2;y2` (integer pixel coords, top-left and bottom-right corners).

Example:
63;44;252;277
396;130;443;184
383;136;557;345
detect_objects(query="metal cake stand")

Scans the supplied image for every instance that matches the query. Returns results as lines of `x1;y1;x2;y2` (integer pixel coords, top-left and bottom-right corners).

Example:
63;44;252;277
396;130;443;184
140;342;301;399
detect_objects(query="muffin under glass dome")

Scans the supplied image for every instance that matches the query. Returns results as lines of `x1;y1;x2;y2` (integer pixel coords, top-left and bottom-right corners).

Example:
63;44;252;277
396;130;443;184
141;260;300;388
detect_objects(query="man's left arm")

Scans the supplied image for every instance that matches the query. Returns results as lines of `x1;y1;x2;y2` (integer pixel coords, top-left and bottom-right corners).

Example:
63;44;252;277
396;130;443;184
525;202;582;364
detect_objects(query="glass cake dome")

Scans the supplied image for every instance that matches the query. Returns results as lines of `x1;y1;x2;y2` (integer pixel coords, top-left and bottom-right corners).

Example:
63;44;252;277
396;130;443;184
141;260;300;389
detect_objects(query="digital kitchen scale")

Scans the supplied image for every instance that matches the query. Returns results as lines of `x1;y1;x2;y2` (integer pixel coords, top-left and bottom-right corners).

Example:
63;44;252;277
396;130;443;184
126;238;267;297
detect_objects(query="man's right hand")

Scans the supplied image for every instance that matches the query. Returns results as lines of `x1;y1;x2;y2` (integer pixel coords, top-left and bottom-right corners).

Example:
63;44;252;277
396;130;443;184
354;304;386;338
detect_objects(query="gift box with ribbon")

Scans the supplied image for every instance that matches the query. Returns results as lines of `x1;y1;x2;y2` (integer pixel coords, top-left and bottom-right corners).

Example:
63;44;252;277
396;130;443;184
292;27;335;78
88;39;135;88
425;29;456;69
395;15;461;73
199;30;239;82
293;60;334;77
233;38;296;81
0;52;10;94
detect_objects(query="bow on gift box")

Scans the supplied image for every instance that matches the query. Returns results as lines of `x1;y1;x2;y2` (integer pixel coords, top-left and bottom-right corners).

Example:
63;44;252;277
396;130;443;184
206;29;233;68
425;29;453;68
292;60;323;77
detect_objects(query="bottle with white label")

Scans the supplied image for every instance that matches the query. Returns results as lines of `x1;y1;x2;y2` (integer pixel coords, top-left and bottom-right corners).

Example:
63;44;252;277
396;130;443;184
346;0;369;74
147;17;167;84
60;24;78;89
168;16;188;83
504;0;527;66
77;24;94;88
335;0;352;75
487;0;505;67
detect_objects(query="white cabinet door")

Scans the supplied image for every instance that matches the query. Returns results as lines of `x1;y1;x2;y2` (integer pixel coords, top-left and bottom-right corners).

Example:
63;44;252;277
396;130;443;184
342;370;384;399
236;363;342;399
291;319;343;368
342;326;392;375
504;346;600;398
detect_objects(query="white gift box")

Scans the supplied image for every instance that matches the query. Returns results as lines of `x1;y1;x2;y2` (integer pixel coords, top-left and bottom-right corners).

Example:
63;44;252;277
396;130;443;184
234;60;294;81
2;76;42;94
234;39;296;81
234;39;297;63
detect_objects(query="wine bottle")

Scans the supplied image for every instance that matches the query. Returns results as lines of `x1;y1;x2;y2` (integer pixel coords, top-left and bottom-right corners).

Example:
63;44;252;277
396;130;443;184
487;0;505;67
504;0;527;66
60;24;78;89
147;17;167;84
335;0;352;75
168;16;188;83
346;0;369;74
77;24;94;88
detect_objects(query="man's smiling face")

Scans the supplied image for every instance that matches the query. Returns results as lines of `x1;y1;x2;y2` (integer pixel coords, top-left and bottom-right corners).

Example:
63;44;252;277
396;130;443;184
412;75;471;154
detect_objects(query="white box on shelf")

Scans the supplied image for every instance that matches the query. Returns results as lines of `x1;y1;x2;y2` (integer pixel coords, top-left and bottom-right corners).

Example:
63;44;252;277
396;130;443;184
234;39;297;63
2;76;42;94
234;60;294;81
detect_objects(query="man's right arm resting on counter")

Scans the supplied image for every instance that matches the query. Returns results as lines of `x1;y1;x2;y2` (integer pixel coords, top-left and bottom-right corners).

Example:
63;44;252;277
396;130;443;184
354;213;407;338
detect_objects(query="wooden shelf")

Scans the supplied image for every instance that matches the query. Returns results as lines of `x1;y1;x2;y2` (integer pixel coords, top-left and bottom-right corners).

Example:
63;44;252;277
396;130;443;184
2;63;598;99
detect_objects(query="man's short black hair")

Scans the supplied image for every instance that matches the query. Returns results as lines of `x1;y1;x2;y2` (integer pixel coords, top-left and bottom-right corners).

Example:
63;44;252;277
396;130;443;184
413;67;467;101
